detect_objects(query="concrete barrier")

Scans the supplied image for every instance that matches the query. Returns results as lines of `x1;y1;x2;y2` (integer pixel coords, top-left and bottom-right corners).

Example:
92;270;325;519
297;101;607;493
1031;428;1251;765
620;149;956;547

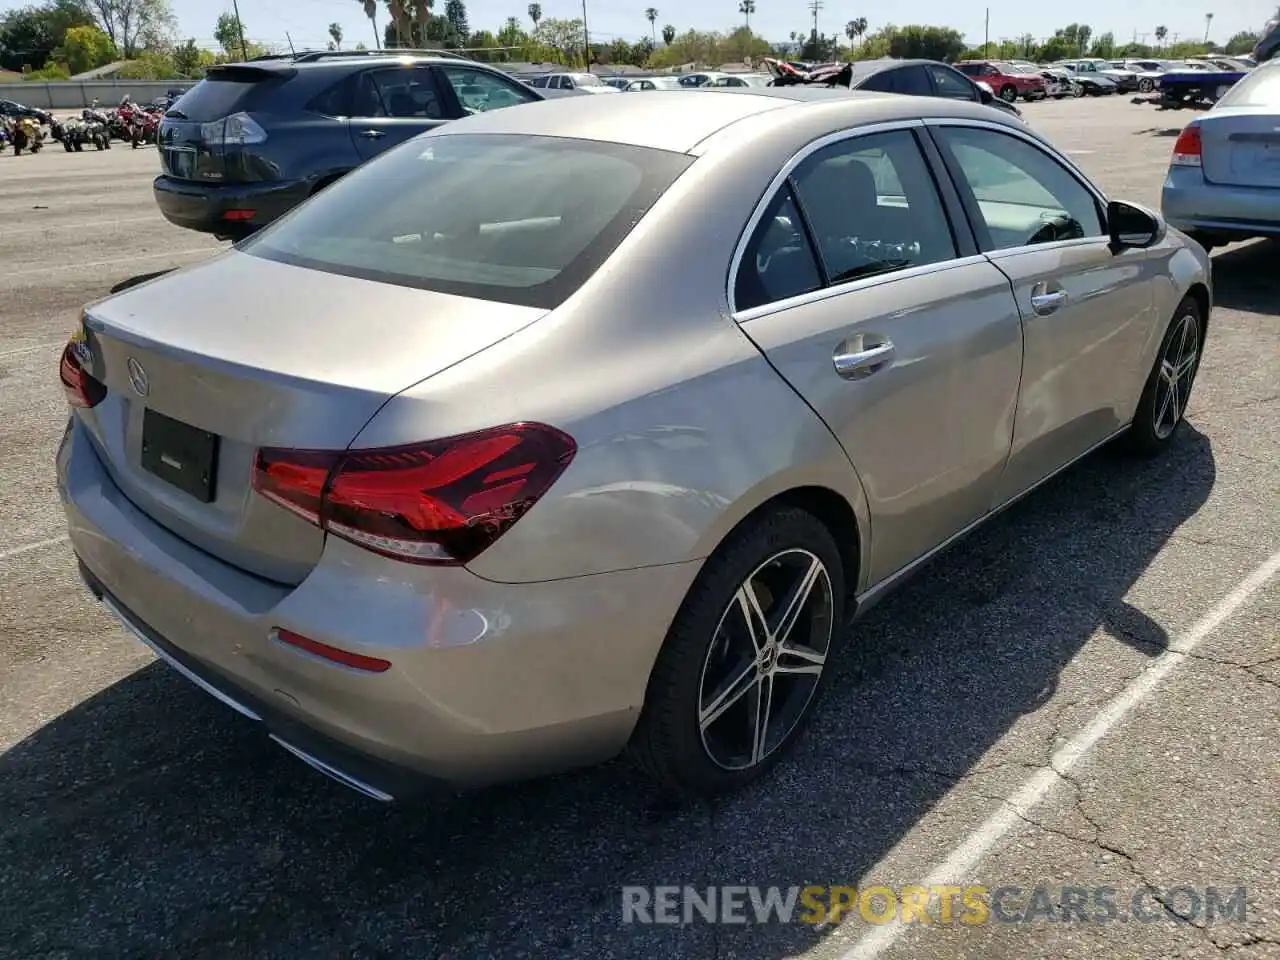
0;80;197;111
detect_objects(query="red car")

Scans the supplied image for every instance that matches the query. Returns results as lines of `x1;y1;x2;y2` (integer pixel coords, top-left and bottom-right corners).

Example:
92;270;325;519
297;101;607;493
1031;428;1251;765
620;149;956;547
956;61;1046;102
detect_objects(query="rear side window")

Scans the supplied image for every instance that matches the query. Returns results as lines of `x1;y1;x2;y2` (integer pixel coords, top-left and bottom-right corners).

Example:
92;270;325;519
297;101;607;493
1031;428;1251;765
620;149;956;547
930;65;977;100
440;66;537;112
241;134;693;309
1217;62;1280;107
354;67;446;118
734;188;823;311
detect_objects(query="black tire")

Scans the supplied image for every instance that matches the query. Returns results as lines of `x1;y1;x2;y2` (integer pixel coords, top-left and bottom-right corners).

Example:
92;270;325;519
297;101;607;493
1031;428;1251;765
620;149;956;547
999;84;1018;103
73;140;83;152
628;505;846;796
1139;78;1154;93
63;139;73;152
1123;296;1204;457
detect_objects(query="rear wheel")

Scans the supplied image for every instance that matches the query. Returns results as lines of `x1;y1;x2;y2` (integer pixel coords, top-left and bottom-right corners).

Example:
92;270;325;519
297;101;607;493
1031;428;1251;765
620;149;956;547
629;506;845;796
1123;297;1203;456
1072;83;1085;98
999;84;1018;102
1139;77;1155;93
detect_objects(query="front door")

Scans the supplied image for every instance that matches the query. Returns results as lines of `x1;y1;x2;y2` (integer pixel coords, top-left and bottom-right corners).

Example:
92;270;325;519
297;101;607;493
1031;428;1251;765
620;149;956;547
732;126;1024;584
928;122;1156;504
349;65;452;162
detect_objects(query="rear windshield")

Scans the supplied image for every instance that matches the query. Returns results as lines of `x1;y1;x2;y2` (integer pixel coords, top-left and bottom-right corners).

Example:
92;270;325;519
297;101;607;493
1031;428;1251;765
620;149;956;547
168;76;264;120
241;133;693;309
1217;63;1280;107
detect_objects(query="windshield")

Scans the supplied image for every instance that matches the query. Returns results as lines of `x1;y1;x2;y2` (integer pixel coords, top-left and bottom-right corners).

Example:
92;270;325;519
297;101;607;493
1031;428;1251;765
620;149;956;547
241;133;693;309
574;73;603;86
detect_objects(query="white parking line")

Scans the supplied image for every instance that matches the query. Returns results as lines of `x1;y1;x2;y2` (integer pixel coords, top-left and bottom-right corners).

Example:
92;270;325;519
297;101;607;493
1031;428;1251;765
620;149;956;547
0;341;62;361
841;546;1280;960
0;535;70;563
5;248;218;282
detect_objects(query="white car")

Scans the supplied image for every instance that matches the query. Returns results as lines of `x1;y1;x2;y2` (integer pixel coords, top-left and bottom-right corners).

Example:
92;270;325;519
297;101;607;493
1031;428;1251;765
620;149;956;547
526;72;620;94
625;77;684;91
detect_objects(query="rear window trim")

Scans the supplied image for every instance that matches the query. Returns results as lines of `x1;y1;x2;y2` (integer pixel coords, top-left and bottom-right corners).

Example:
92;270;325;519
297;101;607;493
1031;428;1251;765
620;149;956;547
240;133;696;310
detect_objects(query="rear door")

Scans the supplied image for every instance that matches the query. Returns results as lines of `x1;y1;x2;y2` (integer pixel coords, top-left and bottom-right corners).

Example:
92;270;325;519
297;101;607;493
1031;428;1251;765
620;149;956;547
928;121;1156;504
349;65;453;161
731;124;1024;584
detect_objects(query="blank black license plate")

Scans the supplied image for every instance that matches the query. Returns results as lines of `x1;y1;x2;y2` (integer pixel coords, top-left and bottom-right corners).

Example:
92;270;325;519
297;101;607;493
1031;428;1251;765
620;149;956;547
141;409;219;503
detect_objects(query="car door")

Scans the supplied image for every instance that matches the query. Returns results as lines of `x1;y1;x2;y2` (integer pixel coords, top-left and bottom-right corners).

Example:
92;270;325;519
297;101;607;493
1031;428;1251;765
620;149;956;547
349;65;453;161
731;125;1024;584
927;121;1157;505
928;64;983;103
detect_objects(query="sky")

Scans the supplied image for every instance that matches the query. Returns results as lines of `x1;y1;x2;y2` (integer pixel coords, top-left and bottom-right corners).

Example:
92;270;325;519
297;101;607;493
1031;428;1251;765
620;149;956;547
6;0;1275;55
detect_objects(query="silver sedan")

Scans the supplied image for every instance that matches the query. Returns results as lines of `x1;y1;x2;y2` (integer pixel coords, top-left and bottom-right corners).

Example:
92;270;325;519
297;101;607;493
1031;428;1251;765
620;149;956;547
1162;57;1280;252
58;88;1211;801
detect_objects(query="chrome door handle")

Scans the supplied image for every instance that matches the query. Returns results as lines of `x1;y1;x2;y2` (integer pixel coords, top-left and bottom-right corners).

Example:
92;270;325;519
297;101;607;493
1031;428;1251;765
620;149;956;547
833;339;895;380
1030;289;1068;315
360;129;385;139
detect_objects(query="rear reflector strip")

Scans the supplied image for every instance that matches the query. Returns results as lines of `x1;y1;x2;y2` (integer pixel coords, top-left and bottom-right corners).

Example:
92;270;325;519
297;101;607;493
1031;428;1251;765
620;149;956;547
273;628;391;673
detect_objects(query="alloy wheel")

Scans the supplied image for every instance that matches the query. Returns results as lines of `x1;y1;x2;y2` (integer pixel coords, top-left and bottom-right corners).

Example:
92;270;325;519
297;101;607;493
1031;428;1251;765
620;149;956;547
697;549;834;771
1153;312;1200;440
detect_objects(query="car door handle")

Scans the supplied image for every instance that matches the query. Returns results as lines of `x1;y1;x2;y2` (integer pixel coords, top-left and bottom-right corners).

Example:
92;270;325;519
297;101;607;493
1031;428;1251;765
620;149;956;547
833;339;895;380
359;129;385;139
1030;289;1068;315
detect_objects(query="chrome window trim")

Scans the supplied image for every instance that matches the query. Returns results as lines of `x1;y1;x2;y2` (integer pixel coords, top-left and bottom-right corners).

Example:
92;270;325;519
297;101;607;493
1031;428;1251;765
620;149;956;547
726;118;930;317
921;115;1111;219
735;253;991;324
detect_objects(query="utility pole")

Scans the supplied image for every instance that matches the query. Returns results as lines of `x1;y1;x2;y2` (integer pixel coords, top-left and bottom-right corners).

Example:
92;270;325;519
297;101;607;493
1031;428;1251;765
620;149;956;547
1203;12;1213;44
808;0;823;46
984;8;989;52
581;0;591;70
231;0;248;60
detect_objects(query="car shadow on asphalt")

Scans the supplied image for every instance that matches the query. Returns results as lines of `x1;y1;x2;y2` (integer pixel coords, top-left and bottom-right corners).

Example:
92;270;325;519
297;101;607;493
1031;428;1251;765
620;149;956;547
1210;240;1278;314
0;430;1217;959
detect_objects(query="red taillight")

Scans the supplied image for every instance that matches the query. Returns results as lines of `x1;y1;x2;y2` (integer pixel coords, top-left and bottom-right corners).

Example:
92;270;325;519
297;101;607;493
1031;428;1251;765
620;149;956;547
252;422;576;565
59;340;106;408
273;628;391;672
1171;125;1202;167
221;209;255;221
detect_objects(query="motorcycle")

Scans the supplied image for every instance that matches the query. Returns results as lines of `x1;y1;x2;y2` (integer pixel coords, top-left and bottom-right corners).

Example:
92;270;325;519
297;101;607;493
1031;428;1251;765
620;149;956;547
80;107;111;149
11;115;43;155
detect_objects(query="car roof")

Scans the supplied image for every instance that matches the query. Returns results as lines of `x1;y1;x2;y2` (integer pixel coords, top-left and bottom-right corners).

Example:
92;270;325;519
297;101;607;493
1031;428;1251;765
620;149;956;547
427;87;1013;154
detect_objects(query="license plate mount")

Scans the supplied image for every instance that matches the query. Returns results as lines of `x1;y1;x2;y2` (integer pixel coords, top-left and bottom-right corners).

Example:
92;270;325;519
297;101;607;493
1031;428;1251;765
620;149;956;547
141;409;219;503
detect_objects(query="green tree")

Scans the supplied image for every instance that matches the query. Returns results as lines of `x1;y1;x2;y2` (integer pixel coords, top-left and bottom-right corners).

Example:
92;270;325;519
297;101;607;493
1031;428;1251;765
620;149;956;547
54;22;114;72
661;23;674;45
1225;31;1259;55
645;7;658;44
0;0;96;71
358;0;378;48
738;0;754;30
444;0;468;43
213;11;245;58
844;16;866;48
534;17;584;64
1090;31;1115;59
328;21;342;49
1154;24;1167;49
885;24;965;62
527;2;541;31
87;0;176;57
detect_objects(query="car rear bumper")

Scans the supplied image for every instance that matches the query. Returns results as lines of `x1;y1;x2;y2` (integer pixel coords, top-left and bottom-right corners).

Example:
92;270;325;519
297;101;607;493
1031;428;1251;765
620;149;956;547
152;175;312;236
1162;166;1280;241
58;416;700;798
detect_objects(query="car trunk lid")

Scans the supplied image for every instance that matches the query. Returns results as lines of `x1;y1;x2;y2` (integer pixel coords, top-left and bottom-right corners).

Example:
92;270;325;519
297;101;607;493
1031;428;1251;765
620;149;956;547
77;251;546;585
159;65;290;182
1200;107;1280;188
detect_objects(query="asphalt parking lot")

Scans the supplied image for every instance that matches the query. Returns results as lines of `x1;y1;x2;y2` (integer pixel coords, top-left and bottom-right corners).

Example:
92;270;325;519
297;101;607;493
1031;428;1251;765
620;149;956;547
1;96;1277;960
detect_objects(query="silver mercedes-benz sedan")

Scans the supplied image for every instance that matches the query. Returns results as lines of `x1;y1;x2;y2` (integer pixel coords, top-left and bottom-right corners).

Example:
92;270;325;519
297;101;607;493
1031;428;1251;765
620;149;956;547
58;88;1211;801
1162;57;1280;252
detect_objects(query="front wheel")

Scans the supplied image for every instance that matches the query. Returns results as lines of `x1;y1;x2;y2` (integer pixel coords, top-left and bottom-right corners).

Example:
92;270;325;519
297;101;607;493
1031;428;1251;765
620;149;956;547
999;84;1018;103
1072;83;1084;98
628;506;845;796
1123;297;1203;456
1139;78;1155;93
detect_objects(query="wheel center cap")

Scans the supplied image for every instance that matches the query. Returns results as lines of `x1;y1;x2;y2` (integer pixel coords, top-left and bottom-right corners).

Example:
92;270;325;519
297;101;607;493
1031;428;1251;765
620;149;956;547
759;642;778;671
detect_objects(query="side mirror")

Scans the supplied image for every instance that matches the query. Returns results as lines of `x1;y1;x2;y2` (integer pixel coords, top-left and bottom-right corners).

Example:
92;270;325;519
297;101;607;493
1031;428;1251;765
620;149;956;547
975;81;995;103
1108;199;1164;250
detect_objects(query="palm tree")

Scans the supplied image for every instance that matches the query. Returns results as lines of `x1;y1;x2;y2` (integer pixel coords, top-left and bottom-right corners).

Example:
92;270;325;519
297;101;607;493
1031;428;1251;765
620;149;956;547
1203;12;1213;44
328;21;343;48
738;0;755;30
843;16;866;48
1155;24;1167;49
662;23;675;45
645;7;659;43
528;2;542;32
361;0;379;48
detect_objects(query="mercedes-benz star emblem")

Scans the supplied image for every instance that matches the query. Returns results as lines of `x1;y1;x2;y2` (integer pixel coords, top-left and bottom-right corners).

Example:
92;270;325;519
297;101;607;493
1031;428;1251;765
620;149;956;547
127;357;149;397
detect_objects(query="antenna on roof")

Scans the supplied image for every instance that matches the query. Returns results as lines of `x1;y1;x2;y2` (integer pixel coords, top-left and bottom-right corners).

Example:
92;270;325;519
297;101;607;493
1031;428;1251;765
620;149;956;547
286;32;297;56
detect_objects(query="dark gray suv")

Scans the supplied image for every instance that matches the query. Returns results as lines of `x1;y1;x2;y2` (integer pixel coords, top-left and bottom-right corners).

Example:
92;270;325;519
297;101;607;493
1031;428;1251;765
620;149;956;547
154;50;545;239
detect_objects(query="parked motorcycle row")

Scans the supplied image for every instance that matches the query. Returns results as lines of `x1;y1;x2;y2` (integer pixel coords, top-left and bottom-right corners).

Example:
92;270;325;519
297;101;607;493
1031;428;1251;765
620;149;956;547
6;96;165;157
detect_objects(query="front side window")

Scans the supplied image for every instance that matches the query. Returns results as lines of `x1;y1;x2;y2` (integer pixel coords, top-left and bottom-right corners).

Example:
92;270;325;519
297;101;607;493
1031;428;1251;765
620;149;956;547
935;126;1105;250
893;66;933;96
789;130;957;285
440;65;537;113
241;134;693;310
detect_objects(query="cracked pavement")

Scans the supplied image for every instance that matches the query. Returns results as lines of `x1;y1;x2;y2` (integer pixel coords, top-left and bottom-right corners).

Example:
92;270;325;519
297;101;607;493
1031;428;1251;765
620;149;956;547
1;97;1277;959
